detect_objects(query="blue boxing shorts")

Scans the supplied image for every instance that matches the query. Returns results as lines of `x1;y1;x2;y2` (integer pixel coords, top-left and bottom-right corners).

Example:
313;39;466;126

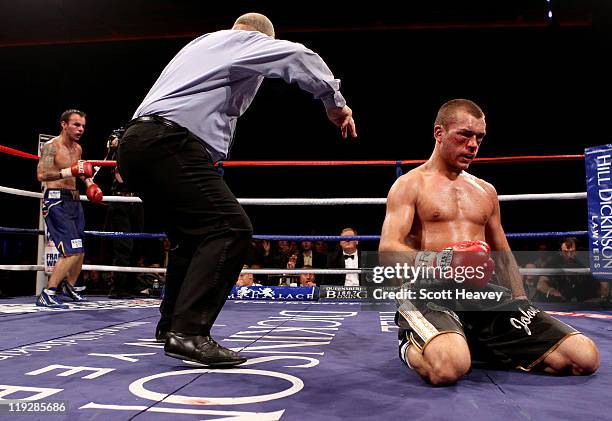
43;188;85;256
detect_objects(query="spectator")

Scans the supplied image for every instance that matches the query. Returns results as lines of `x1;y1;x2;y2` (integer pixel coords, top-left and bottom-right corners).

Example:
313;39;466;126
325;227;361;286
537;237;597;302
295;240;327;268
94;128;144;298
249;262;267;286
253;240;291;285
272;240;292;269
82;267;103;293
135;261;165;297
533;242;552;268
105;132;145;298
162;238;171;268
298;265;317;287
314;240;329;255
522;262;539;301
285;250;300;286
254;239;274;268
236;265;261;287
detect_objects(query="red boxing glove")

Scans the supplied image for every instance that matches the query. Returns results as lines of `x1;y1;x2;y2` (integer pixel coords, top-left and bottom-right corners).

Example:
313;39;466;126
86;183;103;203
415;240;495;288
60;160;93;179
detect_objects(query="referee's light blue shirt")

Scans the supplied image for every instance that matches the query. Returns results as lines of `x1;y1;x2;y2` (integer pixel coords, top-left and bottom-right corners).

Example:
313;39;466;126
134;29;347;162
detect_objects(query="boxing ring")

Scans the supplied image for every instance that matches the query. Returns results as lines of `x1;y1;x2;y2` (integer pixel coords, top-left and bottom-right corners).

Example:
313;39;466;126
1;147;611;420
0;299;610;419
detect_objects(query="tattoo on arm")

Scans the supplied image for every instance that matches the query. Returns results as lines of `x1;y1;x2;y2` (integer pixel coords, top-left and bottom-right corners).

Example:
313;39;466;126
39;144;60;181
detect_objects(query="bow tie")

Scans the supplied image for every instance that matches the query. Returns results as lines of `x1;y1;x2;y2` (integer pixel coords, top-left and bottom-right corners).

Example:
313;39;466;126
343;254;355;260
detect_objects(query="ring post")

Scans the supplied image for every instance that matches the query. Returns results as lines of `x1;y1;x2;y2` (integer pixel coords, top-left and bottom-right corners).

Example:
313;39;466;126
35;202;47;294
35;134;54;295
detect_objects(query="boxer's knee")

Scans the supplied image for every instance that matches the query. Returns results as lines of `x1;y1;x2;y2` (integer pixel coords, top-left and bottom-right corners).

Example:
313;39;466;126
545;334;600;375
423;333;471;386
568;336;600;375
427;355;471;386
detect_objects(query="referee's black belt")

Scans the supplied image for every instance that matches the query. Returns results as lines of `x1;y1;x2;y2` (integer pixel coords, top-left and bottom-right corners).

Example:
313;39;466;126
127;115;184;131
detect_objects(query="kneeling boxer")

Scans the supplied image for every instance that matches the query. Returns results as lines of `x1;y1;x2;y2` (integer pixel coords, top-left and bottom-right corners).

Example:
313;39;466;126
379;99;599;385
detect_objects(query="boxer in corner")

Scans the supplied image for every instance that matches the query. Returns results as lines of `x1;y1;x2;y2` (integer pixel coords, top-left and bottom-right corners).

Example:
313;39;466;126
36;109;103;308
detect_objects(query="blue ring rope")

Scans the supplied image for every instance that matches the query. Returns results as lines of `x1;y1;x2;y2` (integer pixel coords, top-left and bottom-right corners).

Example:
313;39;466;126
253;232;588;241
0;226;589;240
85;230;166;239
0;227;165;239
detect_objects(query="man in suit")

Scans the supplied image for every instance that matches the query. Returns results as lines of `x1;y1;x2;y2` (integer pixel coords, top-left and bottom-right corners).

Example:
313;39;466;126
325;227;361;286
295;240;327;269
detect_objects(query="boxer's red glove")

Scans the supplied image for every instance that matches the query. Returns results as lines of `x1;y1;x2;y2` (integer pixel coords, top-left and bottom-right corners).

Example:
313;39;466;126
60;160;93;179
86;183;103;203
415;240;495;288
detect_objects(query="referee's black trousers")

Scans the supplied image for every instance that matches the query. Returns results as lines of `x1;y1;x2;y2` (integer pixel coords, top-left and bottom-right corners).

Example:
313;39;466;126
117;119;252;336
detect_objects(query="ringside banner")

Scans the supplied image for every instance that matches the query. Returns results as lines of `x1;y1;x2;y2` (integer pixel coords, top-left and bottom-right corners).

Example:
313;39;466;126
585;145;612;280
229;285;317;301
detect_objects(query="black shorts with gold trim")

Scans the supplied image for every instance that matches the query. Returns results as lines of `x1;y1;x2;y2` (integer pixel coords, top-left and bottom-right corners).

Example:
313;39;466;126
396;284;579;371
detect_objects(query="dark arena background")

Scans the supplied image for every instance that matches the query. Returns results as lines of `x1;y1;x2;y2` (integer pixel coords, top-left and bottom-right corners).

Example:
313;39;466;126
1;2;612;420
1;1;610;262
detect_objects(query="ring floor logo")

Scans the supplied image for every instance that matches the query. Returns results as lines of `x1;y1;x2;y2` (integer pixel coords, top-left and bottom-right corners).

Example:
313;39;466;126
0;303;368;419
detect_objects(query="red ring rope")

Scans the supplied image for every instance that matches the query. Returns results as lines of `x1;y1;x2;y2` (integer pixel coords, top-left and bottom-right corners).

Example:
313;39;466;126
0;145;40;160
0;144;584;167
219;155;584;166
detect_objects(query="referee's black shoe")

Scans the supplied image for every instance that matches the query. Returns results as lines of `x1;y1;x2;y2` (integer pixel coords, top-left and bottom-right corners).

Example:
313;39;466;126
164;332;247;367
155;328;169;342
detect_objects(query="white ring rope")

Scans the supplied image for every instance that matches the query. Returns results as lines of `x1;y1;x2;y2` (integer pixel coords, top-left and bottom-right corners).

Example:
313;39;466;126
0;185;43;199
240;193;587;205
0;185;593;277
0;185;588;204
0;264;592;275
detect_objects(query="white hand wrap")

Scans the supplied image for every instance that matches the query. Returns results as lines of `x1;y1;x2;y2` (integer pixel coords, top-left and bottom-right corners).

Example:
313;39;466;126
415;248;454;267
59;167;73;179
